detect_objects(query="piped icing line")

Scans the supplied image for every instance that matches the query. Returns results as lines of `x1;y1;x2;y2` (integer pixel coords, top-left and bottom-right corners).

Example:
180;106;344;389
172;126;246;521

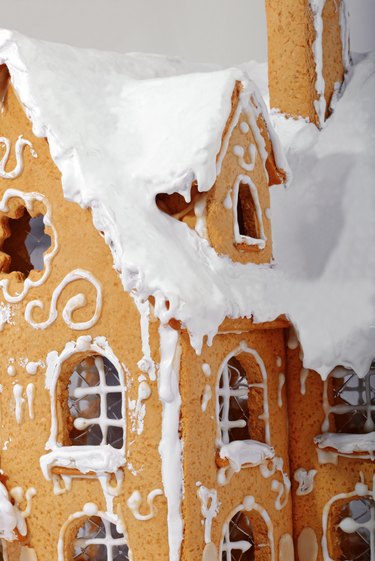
0;189;58;303
219;496;275;561
57;503;126;561
13;383;24;423
24;269;102;330
133;296;157;381
232;174;266;248
309;0;326;126
321;473;373;561
339;0;350;72
26;383;35;419
197;486;220;544
129;380;152;435
201;384;212;412
127;489;163;521
0;135;37;179
0;302;15;331
42;336;126;470
158;324;183;561
277;373;285;407
293;468;317;496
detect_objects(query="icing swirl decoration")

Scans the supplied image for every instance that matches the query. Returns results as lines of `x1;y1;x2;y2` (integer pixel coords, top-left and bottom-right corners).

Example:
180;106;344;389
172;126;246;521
25;269;103;330
0;135;37;179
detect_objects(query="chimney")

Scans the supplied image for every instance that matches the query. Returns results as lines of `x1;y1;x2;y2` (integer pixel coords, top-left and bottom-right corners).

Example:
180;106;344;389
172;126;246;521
265;0;350;126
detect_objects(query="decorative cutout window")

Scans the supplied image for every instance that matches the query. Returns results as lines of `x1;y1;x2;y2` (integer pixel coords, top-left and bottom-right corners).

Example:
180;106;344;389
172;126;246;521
220;502;272;561
0;207;51;277
74;515;129;561
315;364;375;459
40;338;126;481
232;176;266;251
337;499;374;561
68;356;124;449
215;344;273;474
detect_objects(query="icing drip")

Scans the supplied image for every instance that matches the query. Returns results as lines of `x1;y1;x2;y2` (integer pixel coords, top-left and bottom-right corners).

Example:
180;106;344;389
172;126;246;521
133;297;156;381
287;328;298;350
194;195;208;239
26;383;35;419
278;373;285;407
260;456;291;511
300;368;309;395
201;384;212;413
129;380;151;435
0;189;58;303
13;384;24;423
25;269;102;330
20;547;38;561
232;174;266;249
202;363;211;377
158;324;183;561
294;468;317;496
276;356;282;368
127;489;163;521
309;0;326;126
0;135;37;179
25;361;43;375
98;471;124;515
223;192;232;210
197;486;220;544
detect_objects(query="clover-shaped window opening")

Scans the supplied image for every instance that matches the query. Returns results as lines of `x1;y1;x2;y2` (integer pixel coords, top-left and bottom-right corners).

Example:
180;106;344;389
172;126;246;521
220;507;272;561
0;205;51;278
67;355;124;449
328;364;375;434
72;515;129;561
334;498;375;561
156;183;206;231
218;354;266;446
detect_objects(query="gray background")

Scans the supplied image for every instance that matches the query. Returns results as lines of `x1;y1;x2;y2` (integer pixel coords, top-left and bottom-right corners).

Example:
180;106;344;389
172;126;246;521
0;0;374;65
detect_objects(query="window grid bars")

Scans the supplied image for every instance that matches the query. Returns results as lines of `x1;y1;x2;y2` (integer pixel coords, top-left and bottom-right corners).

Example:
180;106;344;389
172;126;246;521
71;356;124;446
221;512;253;561
332;370;375;433
339;500;375;561
74;517;129;561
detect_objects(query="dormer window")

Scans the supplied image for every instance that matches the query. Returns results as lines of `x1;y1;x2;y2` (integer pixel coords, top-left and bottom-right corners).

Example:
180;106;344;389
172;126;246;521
315;364;375;459
232;176;266;251
215;344;273;476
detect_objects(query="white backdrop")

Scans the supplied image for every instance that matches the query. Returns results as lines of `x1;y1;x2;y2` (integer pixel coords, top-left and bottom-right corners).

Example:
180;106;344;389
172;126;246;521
0;0;373;65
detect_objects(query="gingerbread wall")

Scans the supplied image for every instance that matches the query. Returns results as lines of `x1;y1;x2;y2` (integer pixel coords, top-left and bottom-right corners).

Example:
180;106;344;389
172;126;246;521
180;323;293;561
286;343;374;561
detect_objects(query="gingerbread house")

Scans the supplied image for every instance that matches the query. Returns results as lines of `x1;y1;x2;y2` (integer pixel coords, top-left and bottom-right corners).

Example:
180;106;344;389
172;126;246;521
0;1;375;560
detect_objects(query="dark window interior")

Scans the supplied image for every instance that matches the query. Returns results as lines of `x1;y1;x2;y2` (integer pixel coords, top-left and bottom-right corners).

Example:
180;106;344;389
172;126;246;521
237;182;260;240
74;516;129;561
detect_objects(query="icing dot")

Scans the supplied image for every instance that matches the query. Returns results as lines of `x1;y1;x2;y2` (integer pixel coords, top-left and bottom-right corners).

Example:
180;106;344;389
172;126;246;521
240;121;250;134
202;363;211;377
7;365;16;377
83;502;98;516
26;362;39;375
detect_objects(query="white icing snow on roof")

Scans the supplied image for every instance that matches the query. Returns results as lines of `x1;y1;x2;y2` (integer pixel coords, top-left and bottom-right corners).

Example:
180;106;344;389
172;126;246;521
0;29;374;379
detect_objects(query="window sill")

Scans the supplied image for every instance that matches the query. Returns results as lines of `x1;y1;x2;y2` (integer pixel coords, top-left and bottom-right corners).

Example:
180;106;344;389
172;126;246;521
314;432;375;461
40;444;125;480
218;439;274;472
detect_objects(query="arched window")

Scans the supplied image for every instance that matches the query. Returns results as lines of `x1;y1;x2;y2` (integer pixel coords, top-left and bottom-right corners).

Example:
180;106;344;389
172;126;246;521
329;364;375;434
232;176;266;251
217;349;268;447
68;355;124;449
337;498;374;561
74;515;129;561
220;502;273;561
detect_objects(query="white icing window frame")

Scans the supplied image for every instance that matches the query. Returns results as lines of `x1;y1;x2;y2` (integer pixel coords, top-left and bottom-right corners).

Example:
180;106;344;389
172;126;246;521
219;496;275;561
40;336;126;480
316;365;375;460
216;342;271;449
58;504;129;561
321;475;375;561
232;174;266;250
